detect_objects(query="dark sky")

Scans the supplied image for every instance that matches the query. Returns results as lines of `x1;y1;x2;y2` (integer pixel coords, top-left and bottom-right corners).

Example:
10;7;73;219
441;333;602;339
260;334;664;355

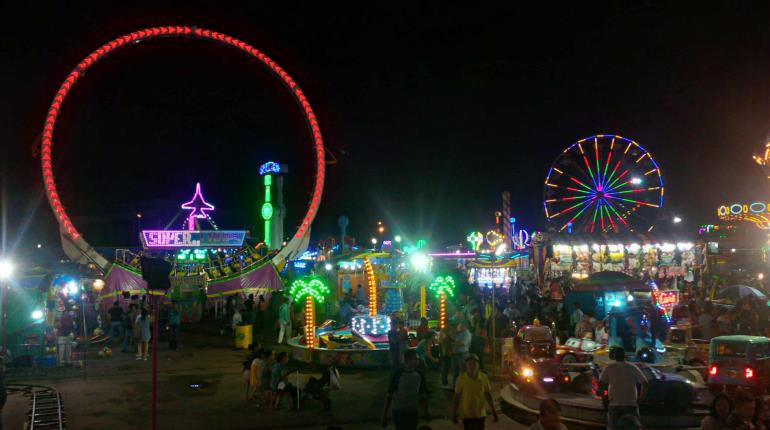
2;2;770;255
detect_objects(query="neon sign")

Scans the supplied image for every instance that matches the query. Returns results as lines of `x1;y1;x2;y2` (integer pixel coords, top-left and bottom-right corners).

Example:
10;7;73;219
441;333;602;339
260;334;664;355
717;202;770;216
485;230;504;248
717;202;770;229
259;161;281;176
656;290;679;308
141;230;245;249
181;183;215;231
467;232;483;251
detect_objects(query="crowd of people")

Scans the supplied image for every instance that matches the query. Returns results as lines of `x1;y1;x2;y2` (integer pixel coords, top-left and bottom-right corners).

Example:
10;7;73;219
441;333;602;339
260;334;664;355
103;296;181;361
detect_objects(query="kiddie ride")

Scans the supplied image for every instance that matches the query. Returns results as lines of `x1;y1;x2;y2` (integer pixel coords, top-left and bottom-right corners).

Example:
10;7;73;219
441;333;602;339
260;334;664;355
288;318;394;368
501;317;706;428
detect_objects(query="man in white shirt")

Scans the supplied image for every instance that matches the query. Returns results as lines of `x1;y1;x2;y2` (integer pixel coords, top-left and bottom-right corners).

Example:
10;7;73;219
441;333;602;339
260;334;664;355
598;347;648;430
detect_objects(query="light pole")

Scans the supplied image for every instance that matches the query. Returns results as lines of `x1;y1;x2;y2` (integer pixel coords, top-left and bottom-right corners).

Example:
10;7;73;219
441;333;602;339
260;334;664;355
0;259;15;356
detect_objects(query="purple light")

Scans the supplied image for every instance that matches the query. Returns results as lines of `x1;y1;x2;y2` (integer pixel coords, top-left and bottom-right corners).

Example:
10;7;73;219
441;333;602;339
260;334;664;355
181;183;215;231
429;252;476;258
141;230;246;249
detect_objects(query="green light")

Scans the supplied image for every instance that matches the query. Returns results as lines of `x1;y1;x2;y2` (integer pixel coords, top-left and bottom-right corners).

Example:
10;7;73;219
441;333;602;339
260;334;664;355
264;174;272;186
264;220;271;247
289;275;331;303
415;239;428;249
429;275;456;299
261;202;274;220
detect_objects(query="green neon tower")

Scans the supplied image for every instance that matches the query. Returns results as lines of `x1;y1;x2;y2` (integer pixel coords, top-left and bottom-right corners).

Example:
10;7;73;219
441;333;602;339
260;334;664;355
259;161;288;250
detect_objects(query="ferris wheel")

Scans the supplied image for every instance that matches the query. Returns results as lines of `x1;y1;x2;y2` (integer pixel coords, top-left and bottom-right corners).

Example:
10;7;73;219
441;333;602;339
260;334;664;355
543;134;664;233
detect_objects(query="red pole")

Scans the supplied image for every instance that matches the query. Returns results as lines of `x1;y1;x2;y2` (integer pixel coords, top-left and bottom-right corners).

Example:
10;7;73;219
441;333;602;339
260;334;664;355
1;284;6;356
151;295;159;430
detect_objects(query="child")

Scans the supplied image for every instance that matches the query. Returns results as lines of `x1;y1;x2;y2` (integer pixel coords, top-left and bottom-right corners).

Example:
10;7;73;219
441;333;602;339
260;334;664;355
270;352;298;409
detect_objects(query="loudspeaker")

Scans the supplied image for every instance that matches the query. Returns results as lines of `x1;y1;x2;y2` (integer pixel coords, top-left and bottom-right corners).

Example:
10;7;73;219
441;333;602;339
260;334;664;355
140;256;172;291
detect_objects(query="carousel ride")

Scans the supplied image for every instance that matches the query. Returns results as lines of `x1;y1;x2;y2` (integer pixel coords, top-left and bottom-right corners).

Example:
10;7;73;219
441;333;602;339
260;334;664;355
39;26;329;313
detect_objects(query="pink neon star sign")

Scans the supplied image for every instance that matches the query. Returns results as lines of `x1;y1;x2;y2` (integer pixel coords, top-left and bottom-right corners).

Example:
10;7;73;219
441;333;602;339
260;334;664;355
181;182;215;231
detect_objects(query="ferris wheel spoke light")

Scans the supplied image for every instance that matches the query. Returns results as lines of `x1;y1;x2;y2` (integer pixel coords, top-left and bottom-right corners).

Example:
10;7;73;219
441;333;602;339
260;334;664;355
603;198;629;226
603;160;623;190
582;155;598;188
550;198;594;219
560;199;595;231
568;175;593;192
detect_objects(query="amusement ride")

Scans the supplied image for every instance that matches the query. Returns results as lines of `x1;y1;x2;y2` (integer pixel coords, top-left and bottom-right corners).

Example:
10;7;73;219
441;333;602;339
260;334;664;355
544;134;665;233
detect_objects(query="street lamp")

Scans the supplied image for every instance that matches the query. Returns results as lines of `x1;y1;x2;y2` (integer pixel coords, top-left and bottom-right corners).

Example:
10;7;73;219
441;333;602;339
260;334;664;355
324;263;333;271
394;235;402;243
673;216;682;224
0;259;14;356
371;238;378;245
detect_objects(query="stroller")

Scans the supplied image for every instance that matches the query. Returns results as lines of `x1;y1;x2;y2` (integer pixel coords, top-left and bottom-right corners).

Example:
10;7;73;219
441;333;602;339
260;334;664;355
302;364;340;411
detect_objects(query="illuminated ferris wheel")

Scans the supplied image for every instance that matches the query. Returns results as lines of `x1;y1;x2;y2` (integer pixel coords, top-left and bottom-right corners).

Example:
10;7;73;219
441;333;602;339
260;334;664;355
543;135;664;233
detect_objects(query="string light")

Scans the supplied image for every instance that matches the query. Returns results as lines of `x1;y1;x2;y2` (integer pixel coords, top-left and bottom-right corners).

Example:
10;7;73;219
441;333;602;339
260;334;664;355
364;257;377;317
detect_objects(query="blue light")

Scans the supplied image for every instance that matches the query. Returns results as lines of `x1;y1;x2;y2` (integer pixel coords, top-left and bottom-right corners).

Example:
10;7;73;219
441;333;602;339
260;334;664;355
259;161;281;176
352;315;391;336
293;261;308;269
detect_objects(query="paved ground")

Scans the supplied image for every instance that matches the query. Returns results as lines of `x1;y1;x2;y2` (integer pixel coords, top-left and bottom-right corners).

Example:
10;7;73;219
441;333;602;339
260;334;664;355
5;321;524;430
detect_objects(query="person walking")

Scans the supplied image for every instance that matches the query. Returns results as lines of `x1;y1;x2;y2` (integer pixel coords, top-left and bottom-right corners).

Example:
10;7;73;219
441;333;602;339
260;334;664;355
257;295;267;330
381;349;430;430
570;303;583;337
598;347;648;430
452;321;472;386
107;301;125;350
121;304;135;352
167;300;181;350
439;322;455;388
136;307;152;361
56;311;75;366
453;354;498;430
244;293;255;324
526;399;567;430
277;298;292;344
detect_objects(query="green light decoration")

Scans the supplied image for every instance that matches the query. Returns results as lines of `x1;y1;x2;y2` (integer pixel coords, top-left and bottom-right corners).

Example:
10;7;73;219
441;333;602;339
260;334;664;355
429;275;455;329
428;275;456;299
261;202;274;220
262;173;273;248
289;276;331;303
466;231;483;251
415;239;428;249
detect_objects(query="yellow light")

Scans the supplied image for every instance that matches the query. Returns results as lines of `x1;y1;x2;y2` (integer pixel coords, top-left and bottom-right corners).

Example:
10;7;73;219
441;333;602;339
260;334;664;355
365;257;377;317
439;292;447;330
305;295;316;349
522;367;534;378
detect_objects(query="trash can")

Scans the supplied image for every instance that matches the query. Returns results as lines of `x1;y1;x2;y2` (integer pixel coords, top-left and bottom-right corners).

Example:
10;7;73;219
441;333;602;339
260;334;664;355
235;323;253;349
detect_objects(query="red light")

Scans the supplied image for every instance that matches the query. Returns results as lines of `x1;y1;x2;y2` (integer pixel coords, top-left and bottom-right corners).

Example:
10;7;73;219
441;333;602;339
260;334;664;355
746;367;755;379
38;25;326;253
709;365;718;376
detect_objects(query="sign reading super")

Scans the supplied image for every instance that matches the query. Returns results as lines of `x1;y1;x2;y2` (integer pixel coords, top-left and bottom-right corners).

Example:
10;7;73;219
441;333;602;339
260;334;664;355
141;230;246;249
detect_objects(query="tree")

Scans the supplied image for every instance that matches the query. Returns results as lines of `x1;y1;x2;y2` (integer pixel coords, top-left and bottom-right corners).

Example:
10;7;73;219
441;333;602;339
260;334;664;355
429;275;456;330
289;276;331;349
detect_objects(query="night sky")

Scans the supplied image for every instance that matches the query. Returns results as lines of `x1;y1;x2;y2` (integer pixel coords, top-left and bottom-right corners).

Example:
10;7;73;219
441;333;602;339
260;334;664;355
2;3;770;255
